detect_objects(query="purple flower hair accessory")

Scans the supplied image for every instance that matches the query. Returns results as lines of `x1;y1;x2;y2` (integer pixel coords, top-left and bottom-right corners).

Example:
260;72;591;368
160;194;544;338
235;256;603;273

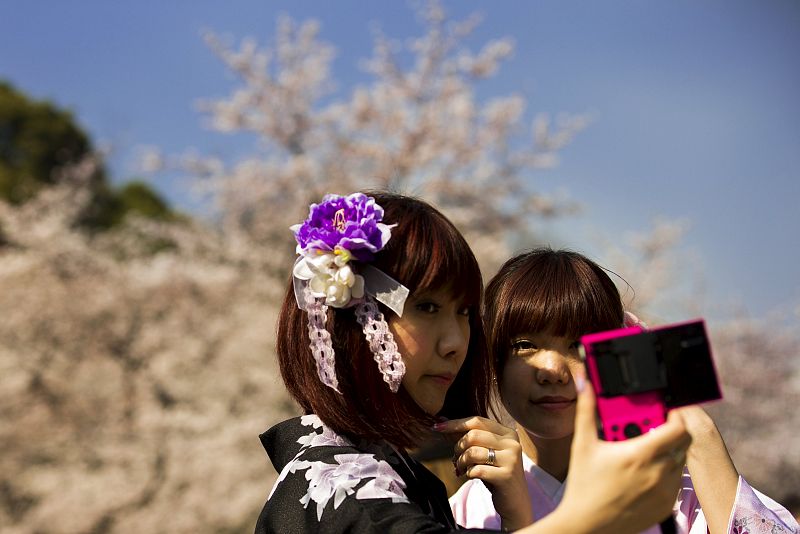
291;193;394;262
290;193;408;394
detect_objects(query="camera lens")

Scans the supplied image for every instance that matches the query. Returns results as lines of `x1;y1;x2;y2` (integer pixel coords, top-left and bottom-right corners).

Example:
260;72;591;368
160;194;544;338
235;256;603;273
623;422;643;438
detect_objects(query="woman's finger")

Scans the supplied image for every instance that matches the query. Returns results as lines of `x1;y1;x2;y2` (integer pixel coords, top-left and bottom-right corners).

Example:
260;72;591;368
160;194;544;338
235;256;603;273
452;428;507;455
570;368;599;452
573;366;691;461
625;409;692;460
432;416;517;438
455;445;501;476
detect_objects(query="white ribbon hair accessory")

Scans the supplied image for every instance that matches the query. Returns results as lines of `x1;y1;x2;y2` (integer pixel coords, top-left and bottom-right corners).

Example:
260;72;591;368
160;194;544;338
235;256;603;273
289;192;409;393
293;263;409;393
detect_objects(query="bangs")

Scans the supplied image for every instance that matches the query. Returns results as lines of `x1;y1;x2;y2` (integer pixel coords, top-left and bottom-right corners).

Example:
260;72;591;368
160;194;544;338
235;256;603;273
370;193;482;309
486;249;624;374
503;261;620;340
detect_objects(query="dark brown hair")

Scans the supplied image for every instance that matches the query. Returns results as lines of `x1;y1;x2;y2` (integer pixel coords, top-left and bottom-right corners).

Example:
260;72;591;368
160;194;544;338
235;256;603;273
276;191;491;449
484;247;625;383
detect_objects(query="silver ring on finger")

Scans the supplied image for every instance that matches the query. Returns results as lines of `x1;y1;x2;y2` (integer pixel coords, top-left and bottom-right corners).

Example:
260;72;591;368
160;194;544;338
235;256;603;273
486;447;496;467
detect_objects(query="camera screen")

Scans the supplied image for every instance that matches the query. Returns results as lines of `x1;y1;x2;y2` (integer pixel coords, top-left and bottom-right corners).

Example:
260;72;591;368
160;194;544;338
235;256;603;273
588;320;721;406
591;332;668;396
657;322;721;407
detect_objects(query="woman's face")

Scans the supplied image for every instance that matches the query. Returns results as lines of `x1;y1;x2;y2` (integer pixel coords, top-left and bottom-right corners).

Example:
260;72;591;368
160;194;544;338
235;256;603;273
389;289;471;415
500;331;583;440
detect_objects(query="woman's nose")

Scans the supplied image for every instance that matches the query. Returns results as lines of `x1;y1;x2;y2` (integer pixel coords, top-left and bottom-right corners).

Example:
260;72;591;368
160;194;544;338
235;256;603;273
438;314;469;358
534;350;571;385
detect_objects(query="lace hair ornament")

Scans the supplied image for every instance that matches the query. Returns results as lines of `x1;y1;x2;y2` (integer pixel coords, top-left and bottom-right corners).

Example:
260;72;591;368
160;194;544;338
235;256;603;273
355;299;405;392
290;193;409;393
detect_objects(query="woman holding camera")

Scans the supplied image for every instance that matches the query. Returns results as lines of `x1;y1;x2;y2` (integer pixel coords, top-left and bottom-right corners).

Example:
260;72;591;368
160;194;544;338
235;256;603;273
256;194;694;533
450;248;798;534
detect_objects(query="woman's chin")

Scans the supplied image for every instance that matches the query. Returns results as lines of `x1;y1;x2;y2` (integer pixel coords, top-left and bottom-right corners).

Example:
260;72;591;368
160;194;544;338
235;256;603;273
422;401;445;416
529;429;575;442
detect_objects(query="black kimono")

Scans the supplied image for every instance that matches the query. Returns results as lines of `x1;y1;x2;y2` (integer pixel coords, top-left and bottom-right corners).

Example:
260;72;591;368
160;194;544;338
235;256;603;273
254;415;499;533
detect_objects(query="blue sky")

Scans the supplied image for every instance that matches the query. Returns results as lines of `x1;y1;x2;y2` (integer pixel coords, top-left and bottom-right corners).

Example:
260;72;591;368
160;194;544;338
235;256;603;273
2;0;798;320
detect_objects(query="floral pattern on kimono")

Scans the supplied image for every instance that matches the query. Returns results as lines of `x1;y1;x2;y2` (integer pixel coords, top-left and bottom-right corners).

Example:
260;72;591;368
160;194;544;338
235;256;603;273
727;476;798;534
268;415;408;520
255;415;498;534
449;452;799;534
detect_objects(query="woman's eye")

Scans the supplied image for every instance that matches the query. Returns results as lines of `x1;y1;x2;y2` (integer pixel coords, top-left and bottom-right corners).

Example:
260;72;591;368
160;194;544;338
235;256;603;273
457;306;471;317
415;302;440;314
512;340;537;352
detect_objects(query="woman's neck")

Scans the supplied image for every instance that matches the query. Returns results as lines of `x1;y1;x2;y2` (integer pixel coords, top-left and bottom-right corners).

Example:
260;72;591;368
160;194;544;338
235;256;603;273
517;426;573;483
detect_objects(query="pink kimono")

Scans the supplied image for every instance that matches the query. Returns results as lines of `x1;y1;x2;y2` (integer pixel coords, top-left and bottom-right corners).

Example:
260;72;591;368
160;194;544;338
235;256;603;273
449;453;798;533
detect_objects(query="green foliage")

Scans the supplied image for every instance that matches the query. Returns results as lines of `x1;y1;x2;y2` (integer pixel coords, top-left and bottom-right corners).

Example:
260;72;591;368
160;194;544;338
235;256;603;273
117;181;174;221
0;81;93;204
78;180;179;231
0;80;179;232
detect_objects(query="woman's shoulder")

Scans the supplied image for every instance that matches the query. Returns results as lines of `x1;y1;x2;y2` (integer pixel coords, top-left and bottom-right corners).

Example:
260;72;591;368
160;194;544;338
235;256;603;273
261;415;402;471
255;415;480;533
256;415;416;532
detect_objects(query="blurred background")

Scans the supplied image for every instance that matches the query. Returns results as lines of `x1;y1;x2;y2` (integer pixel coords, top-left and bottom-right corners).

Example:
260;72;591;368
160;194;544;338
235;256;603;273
1;1;798;532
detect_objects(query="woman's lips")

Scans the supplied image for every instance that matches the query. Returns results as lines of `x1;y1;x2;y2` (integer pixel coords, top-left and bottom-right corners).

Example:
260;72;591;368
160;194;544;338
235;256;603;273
427;373;456;386
531;396;575;411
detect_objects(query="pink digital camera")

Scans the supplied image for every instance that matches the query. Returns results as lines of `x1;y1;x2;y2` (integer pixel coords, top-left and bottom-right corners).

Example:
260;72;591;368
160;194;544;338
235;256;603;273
580;319;722;441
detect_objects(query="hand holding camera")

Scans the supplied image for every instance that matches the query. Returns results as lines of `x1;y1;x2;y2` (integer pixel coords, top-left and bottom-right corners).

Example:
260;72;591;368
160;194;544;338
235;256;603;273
579;319;722;441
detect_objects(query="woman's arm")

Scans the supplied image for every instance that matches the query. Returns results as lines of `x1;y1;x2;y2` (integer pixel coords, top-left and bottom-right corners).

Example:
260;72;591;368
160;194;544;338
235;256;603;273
676;405;739;534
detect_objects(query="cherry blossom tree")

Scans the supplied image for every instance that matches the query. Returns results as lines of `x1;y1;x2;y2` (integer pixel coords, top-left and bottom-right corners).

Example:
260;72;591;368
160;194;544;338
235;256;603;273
146;1;586;277
0;156;296;532
2;3;589;530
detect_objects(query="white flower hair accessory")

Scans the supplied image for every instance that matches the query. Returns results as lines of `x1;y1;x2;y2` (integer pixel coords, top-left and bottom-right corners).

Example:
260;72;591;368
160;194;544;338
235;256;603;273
290;193;409;393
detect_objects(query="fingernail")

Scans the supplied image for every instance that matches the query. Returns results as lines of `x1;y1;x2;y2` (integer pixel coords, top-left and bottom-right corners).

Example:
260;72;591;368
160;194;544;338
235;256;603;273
431;416;450;431
575;375;586;393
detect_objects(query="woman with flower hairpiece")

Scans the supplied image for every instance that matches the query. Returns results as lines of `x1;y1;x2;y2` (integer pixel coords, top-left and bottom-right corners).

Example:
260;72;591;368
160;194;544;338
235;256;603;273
254;192;695;534
450;248;799;534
